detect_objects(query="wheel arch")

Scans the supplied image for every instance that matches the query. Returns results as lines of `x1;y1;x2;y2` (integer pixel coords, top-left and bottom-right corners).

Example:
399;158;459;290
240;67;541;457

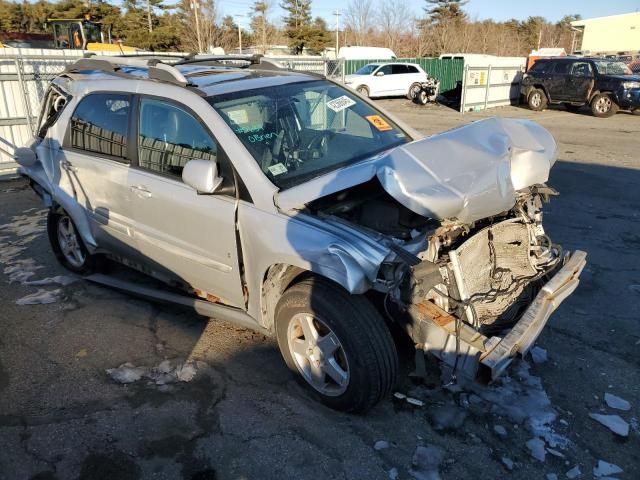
49;191;98;253
530;84;550;101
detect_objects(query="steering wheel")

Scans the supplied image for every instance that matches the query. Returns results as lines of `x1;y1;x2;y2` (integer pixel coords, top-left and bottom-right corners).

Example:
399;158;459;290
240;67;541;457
304;130;335;158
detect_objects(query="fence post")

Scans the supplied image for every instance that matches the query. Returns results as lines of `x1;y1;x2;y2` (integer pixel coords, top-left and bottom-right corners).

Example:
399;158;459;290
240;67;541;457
459;63;469;114
14;55;35;136
483;64;492;110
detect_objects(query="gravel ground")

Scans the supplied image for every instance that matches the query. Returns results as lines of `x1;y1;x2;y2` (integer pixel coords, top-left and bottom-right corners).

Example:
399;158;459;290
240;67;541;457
0;101;638;480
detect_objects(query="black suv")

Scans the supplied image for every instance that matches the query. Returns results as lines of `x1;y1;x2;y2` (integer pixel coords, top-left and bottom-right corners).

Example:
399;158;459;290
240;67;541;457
521;57;640;117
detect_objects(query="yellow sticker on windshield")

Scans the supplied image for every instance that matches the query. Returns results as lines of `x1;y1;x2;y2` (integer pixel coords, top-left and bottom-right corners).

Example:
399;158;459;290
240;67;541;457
366;115;393;131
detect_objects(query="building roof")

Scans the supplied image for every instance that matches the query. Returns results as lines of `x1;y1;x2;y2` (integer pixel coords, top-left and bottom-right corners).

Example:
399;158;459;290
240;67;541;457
571;11;640;27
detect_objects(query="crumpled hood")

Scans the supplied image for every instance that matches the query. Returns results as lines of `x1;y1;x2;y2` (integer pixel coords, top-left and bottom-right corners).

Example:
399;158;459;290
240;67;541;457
275;117;557;224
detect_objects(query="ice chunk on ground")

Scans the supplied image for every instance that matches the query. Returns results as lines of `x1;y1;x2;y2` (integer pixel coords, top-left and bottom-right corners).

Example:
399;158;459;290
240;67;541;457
176;361;197;382
546;474;558;480
374;440;389;450
472;360;568;448
593;460;623;477
410;444;445;480
501;457;514;470
604;393;631;411
530;346;548;364
406;397;424;407
526;437;546;462
388;467;399;480
546;448;565;458
427;404;466;431
493;425;507;437
15;288;63;305
107;363;148;383
589;413;629;436
26;275;78;287
565;465;581;478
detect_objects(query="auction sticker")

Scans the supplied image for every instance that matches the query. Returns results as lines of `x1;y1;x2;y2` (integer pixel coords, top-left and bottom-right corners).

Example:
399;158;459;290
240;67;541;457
268;163;288;176
366;115;393;131
327;95;356;113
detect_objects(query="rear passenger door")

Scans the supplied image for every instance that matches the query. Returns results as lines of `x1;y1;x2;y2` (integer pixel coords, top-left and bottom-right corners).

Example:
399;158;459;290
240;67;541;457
127;97;245;307
61;93;139;257
547;61;572;100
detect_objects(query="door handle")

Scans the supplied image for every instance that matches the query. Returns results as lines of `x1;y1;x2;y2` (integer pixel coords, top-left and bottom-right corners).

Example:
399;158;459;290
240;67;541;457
61;159;77;172
130;185;152;198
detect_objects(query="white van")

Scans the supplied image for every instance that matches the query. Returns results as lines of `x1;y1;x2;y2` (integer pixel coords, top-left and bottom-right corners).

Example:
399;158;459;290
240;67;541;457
339;46;396;60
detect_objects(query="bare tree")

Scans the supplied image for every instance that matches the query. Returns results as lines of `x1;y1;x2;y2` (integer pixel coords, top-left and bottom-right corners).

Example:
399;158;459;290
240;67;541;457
251;1;274;54
180;0;220;52
378;0;412;53
345;0;374;46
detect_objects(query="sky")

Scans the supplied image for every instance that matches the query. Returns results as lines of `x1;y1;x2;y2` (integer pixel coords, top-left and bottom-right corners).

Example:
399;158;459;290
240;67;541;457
216;0;640;29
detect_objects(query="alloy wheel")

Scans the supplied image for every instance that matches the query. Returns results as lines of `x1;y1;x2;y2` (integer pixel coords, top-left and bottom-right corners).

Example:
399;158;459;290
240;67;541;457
57;215;86;268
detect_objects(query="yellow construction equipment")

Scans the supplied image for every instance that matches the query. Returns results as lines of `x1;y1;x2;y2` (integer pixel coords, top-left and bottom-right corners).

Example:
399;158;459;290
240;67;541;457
46;17;138;52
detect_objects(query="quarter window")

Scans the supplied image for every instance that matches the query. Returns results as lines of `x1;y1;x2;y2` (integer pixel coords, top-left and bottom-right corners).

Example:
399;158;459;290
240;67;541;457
137;98;217;178
407;65;419;73
392;64;409;74
70;93;131;161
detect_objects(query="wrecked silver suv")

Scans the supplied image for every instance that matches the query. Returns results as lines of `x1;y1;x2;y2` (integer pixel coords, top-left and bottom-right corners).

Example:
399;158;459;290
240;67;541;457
15;55;586;412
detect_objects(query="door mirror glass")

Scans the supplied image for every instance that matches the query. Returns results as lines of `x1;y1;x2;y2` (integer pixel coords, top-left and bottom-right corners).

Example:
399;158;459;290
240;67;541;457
375;71;385;76
182;159;223;194
13;147;37;167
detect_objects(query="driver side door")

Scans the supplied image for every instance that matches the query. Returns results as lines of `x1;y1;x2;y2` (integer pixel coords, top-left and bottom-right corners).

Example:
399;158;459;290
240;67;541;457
127;96;245;307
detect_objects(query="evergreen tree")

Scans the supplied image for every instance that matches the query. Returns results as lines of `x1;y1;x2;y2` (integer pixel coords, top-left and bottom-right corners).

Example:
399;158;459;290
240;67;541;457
280;0;312;54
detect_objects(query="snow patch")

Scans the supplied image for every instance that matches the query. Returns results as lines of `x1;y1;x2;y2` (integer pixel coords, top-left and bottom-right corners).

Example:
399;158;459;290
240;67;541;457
593;460;623;478
409;444;445;480
107;359;202;386
15;288;63;305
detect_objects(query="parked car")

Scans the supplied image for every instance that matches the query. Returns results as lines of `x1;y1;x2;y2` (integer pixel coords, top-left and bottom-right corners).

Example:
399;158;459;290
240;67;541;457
521;57;640;117
15;55;585;413
344;62;427;99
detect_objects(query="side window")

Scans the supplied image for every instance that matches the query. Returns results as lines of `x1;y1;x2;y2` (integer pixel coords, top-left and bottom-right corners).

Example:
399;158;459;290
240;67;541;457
571;62;593;77
406;65;419;73
529;61;548;73
392;64;409;74
138;98;217;178
551;62;571;75
70;93;131;161
377;65;393;75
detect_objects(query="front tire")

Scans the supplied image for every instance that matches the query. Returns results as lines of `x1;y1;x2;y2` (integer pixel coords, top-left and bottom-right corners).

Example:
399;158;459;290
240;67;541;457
275;277;398;413
47;209;97;274
527;88;547;111
591;93;618;117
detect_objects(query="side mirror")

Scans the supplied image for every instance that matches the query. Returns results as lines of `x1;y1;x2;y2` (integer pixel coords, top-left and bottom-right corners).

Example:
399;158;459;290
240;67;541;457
375;71;385;76
13;147;37;167
182;159;223;194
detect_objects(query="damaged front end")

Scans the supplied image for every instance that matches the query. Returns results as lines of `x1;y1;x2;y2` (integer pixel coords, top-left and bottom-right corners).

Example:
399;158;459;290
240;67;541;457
293;118;586;383
398;188;586;382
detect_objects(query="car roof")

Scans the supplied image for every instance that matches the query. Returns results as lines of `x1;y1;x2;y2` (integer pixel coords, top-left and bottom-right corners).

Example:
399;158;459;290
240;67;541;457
63;63;321;97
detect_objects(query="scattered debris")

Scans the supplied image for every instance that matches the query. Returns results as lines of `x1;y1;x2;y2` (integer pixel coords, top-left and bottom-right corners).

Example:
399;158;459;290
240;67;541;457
604;393;631;411
427;405;467;431
374;440;390;451
388;467;399;480
530;346;548;364
546;448;565;459
409;444;445;480
15;288;63;305
472;361;568;449
407;397;425;407
546;474;558;480
493;425;507;437
593;460;623;478
565;465;581;479
501;456;514;471
107;359;201;386
588;413;630;437
526;437;546;462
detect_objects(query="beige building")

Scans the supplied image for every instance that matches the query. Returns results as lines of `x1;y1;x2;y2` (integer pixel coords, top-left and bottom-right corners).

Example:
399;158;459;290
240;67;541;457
571;12;640;55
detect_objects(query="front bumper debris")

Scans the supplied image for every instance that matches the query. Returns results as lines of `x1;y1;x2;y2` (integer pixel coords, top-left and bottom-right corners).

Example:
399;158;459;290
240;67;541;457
407;250;587;381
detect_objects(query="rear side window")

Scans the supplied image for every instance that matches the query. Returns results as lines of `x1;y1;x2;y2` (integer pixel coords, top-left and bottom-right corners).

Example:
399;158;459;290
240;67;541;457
392;64;409;74
551;62;571;75
69;93;131;161
529;61;549;73
137;98;217;178
406;65;419;73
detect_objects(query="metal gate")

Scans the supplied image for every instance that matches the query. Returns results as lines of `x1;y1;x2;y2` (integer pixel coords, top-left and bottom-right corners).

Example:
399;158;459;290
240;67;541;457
459;63;525;113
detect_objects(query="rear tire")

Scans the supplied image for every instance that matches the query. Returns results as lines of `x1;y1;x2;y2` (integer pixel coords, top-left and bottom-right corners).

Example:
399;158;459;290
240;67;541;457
591;93;618;117
47;209;97;275
356;85;370;98
407;83;421;100
275;277;398;413
418;91;429;105
527;88;547;111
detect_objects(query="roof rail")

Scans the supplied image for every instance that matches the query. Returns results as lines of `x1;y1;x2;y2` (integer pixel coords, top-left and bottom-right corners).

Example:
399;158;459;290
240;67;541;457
64;55;193;87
